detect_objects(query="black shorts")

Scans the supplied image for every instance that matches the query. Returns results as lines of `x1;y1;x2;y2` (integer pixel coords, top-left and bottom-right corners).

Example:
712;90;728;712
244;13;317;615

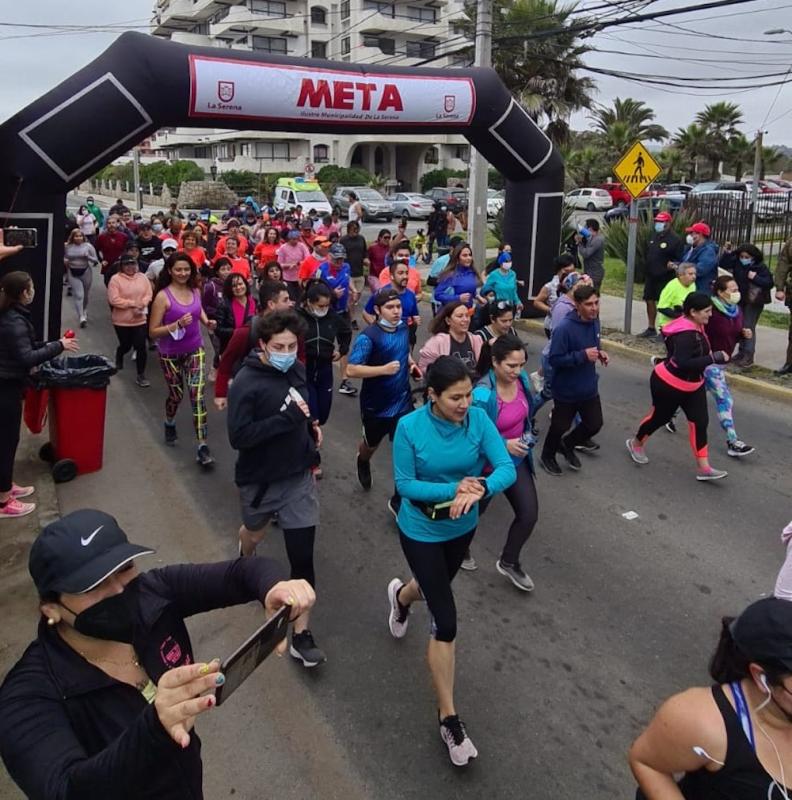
643;273;674;301
362;414;405;448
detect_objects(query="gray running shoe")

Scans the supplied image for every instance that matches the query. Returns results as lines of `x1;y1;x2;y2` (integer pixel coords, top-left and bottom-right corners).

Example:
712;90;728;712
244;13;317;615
496;560;534;592
439;714;478;766
460;553;478;571
626;438;649;465
696;468;728;481
387;578;409;638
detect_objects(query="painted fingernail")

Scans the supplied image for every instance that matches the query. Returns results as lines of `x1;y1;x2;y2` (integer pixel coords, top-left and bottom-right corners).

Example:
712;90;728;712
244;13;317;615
287;596;295;605
199;663;211;675
207;695;215;707
215;673;225;686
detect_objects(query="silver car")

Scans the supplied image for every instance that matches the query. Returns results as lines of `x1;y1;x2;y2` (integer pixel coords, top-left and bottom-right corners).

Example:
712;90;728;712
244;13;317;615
387;192;435;219
331;186;394;221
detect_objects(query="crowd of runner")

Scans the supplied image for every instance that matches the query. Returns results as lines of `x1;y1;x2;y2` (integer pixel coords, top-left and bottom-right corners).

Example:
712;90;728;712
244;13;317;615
1;195;792;797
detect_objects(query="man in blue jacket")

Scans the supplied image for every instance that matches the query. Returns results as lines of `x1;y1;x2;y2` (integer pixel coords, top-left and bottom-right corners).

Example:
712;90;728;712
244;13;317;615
540;284;608;476
682;221;719;293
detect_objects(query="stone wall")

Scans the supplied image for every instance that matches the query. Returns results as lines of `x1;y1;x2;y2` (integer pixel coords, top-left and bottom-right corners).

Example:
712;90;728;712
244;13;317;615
177;181;238;210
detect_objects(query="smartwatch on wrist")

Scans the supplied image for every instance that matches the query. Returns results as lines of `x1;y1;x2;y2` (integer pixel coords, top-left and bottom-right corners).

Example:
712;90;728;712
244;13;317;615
477;478;489;496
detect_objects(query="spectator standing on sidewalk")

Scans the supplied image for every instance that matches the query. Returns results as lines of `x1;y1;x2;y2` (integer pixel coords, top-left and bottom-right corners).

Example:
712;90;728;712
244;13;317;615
682;221;719;293
773;235;792;375
574;219;605;293
0;271;79;519
638;211;684;338
540;284;607;477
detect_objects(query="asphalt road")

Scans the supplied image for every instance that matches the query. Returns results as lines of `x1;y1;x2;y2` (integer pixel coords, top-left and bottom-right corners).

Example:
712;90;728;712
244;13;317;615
3;280;790;800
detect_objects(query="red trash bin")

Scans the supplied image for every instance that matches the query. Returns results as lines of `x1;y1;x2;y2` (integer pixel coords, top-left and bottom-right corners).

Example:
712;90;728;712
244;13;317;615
48;386;108;476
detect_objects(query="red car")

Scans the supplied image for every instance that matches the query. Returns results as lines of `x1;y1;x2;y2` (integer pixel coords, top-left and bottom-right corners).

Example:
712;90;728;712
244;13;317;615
599;182;633;207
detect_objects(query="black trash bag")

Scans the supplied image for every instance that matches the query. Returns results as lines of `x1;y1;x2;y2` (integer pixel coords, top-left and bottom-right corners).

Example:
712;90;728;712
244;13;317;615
34;354;117;389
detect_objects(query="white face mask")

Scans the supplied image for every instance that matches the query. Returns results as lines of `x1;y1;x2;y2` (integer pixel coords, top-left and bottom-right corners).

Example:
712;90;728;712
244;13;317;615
686;234;695;246
310;305;329;318
727;291;741;305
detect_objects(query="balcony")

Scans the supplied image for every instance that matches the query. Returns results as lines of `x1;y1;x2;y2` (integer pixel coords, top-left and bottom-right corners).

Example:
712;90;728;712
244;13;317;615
170;31;213;46
210;5;304;37
357;11;445;39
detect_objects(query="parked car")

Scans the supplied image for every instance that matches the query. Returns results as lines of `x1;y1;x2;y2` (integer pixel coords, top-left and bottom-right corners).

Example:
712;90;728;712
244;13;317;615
487;189;504;218
331;186;394;221
599;182;632;207
660;183;695;195
387;192;434;219
744;178;786;195
691;187;787;220
564;188;613;211
425;186;468;211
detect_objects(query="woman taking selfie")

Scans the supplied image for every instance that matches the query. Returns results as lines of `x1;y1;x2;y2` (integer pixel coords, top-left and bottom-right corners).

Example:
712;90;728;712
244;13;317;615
0;508;314;799
0;271;79;519
386;356;515;766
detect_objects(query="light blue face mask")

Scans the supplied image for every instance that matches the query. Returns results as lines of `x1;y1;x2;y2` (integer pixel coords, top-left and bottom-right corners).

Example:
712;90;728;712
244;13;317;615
378;318;401;331
654;222;665;233
266;349;297;372
739;257;753;267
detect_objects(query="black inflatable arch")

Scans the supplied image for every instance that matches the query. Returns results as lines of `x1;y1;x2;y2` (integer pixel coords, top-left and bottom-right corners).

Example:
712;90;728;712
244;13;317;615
0;32;563;337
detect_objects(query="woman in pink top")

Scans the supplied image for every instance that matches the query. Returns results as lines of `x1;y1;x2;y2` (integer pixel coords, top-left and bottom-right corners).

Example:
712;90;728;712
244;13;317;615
215;272;257;354
149;253;217;468
418;301;483;375
107;255;153;387
277;231;310;300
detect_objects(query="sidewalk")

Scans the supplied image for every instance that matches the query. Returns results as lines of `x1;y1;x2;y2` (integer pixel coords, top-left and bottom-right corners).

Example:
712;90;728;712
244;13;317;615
597;292;789;371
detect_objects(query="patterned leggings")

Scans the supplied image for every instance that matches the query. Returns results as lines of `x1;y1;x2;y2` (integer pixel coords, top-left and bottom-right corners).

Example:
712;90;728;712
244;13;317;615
703;364;737;443
159;348;207;442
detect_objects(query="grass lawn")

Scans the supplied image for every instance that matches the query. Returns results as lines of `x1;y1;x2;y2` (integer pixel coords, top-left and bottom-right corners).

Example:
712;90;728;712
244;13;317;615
601;257;788;330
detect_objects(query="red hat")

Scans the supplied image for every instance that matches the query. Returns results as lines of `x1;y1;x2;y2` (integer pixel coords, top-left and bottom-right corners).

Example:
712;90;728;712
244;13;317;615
685;221;711;236
654;211;672;222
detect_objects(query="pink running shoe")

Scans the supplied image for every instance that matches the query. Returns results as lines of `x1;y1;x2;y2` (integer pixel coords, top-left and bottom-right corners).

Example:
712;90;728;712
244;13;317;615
11;484;35;499
0;498;36;518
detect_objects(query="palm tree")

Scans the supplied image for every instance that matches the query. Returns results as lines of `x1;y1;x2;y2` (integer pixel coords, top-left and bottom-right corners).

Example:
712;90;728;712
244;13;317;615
724;134;754;181
761;146;783;179
694;102;744;179
598;120;634;165
564;145;602;186
590;98;668;144
673;124;709;180
659;148;686;184
461;0;597;147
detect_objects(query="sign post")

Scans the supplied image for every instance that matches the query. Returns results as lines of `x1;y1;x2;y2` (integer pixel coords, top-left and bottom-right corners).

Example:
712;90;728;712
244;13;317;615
612;141;662;335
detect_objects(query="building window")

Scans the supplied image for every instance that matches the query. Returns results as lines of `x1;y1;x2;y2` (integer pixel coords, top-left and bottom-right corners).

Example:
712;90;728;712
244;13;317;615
340;0;350;19
251;35;288;53
215;144;236;161
190;21;209;34
406;40;435;59
363;0;394;14
406;5;436;22
311;40;327;58
313;144;330;163
193;146;210;159
250;0;286;14
363;35;395;54
454;145;470;161
451;54;470;67
310;5;327;24
424;147;439;165
254;141;291;160
341;36;350;55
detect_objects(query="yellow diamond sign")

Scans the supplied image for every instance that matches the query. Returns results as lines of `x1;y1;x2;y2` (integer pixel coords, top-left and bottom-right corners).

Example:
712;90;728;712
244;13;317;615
612;141;662;200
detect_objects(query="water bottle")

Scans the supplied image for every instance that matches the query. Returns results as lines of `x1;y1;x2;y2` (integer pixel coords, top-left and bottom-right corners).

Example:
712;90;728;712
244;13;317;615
519;429;537;449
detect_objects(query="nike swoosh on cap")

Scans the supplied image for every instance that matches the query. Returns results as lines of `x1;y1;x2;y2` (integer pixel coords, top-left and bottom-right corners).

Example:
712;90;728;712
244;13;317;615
80;525;104;546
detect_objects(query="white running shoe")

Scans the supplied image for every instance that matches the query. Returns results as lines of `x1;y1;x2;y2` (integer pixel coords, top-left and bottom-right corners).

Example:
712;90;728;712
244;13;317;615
439;714;478;766
387;578;409;638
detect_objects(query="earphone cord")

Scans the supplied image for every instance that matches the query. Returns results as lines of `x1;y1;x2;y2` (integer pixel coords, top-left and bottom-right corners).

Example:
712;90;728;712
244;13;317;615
754;692;790;800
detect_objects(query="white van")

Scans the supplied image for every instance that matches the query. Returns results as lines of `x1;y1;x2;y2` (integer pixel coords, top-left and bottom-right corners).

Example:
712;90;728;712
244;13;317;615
273;177;333;216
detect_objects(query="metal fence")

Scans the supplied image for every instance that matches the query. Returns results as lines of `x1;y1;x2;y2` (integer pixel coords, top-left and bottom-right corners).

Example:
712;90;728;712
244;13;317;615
685;193;792;264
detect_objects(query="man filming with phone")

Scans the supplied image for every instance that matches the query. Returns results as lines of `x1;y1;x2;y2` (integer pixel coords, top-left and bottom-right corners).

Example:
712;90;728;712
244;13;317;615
0;508;314;800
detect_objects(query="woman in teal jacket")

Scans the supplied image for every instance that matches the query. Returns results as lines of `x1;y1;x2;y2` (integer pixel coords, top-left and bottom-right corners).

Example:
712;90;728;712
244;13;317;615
472;335;541;592
386;356;515;767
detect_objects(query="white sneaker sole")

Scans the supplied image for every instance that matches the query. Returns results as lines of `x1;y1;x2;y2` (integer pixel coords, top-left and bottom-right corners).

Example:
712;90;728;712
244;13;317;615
495;560;534;592
288;645;323;668
0;504;36;519
696;471;728;481
727;448;755;458
387;578;408;638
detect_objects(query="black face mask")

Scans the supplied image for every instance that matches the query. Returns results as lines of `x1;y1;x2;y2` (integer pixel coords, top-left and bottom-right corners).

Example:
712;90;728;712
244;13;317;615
61;589;138;644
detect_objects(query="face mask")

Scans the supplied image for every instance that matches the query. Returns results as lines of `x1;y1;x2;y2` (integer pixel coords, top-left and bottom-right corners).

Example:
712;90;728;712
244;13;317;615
62;590;138;644
378;318;400;330
686;234;695;246
739;257;753;267
654;222;665;233
500;261;512;270
267;349;296;372
310;306;329;318
152;223;163;233
727;291;741;304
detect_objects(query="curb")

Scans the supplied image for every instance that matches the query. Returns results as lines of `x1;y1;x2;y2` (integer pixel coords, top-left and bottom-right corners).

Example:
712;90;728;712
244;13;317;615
515;318;792;403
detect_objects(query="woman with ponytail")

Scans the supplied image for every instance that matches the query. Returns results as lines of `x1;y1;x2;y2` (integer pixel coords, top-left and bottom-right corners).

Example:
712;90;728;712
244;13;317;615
630;598;792;799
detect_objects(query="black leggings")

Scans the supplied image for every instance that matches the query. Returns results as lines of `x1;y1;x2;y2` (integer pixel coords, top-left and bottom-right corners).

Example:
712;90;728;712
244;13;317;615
398;528;476;643
283;526;316;588
479;459;538;564
114;324;148;375
0;381;24;494
542;394;603;458
636;372;709;457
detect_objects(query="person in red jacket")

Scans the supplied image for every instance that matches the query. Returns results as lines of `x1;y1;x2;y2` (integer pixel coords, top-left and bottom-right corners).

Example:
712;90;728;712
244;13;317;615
95;216;129;277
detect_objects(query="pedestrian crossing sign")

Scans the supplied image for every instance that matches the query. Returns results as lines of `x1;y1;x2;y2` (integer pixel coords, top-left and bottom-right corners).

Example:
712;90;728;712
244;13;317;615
612;141;662;199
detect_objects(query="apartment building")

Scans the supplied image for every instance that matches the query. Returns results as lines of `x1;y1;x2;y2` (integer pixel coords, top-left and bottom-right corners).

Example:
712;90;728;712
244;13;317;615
149;0;472;192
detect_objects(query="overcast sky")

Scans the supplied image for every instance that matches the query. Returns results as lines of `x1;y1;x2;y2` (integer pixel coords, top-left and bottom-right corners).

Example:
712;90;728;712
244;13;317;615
0;0;790;147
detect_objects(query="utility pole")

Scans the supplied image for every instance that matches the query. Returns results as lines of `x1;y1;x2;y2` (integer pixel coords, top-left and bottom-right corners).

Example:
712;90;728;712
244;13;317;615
749;129;763;241
467;0;492;272
132;146;142;211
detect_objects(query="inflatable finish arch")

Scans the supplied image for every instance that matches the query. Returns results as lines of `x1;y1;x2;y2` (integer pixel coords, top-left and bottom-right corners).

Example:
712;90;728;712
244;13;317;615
0;31;563;337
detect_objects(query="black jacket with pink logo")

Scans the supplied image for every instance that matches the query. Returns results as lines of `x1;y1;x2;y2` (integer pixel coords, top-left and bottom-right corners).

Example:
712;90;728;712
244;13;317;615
0;558;286;800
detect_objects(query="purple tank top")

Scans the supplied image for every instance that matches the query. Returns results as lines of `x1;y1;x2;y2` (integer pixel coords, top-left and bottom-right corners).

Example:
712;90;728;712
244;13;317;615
157;287;203;356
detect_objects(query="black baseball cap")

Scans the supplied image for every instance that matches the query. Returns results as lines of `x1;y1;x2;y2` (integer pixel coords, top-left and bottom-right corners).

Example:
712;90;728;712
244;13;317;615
29;509;155;595
120;255;138;265
731;597;792;670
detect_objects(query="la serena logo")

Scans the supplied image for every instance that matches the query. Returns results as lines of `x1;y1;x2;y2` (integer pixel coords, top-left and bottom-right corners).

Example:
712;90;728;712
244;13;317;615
296;78;404;112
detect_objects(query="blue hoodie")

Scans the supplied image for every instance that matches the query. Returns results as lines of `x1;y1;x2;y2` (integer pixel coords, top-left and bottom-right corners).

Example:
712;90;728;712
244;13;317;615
547;311;601;402
683;239;719;293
